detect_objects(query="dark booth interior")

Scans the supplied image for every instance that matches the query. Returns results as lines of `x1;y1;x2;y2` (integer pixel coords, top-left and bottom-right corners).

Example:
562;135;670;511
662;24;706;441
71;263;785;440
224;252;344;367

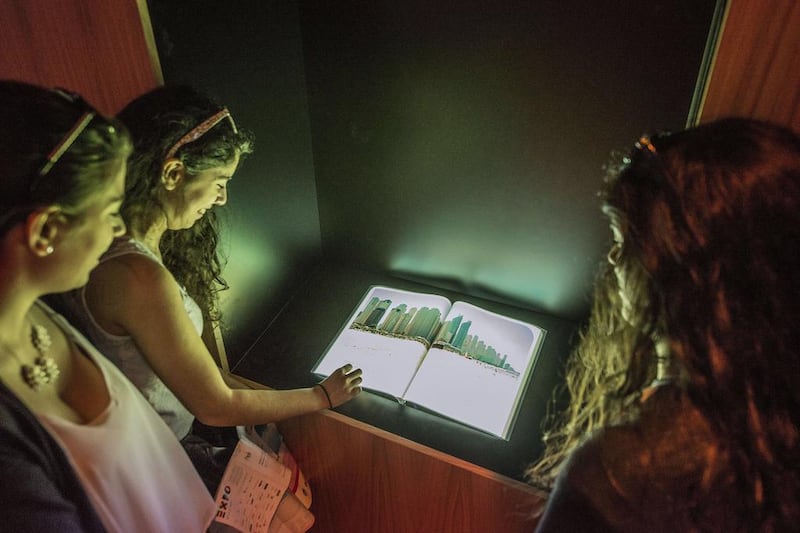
146;0;719;480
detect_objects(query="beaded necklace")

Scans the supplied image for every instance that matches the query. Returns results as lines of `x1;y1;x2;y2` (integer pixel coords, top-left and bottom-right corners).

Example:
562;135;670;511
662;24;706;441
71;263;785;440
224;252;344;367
4;322;60;391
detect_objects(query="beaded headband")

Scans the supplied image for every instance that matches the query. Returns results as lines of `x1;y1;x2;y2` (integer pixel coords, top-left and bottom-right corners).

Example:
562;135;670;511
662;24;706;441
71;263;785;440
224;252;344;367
38;111;96;176
164;108;238;160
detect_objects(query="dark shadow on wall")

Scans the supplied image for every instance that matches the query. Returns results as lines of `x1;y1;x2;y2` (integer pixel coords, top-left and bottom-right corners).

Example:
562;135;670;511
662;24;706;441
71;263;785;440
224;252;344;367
299;0;718;320
146;0;718;366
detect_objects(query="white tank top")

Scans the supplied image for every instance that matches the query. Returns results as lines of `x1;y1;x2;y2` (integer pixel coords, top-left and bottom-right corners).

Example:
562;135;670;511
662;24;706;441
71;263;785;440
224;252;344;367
37;302;216;533
55;237;200;439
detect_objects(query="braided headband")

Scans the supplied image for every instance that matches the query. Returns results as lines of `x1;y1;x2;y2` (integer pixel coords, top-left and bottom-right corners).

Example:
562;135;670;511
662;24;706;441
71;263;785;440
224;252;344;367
38;111;96;176
165;108;238;160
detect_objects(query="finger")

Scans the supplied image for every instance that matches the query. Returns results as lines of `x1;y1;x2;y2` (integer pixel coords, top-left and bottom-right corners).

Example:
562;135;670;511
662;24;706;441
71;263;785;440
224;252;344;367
344;373;361;386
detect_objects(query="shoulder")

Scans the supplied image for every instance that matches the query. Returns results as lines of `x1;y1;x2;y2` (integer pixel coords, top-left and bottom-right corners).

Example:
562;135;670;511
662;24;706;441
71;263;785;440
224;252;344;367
535;435;621;532
538;387;720;532
85;242;185;333
536;425;660;533
597;389;716;504
90;246;180;302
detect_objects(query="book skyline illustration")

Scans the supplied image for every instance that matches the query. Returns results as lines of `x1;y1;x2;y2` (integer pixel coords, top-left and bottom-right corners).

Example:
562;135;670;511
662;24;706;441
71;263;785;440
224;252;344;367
351;296;520;376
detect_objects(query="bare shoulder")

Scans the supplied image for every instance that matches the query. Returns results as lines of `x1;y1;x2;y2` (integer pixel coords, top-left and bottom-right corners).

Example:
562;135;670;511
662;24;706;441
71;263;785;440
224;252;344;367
91;253;176;296
85;253;183;330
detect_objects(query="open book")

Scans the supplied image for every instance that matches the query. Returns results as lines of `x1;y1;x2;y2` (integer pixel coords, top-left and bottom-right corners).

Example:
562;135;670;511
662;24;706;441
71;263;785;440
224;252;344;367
312;286;546;440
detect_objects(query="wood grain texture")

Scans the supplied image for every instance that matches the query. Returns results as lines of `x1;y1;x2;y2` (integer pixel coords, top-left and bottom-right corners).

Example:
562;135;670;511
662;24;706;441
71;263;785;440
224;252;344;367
277;409;544;533
699;0;800;130
0;0;161;115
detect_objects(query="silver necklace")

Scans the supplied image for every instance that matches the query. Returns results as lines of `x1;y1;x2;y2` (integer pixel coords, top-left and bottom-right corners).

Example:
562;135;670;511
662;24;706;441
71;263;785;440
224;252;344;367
18;323;60;391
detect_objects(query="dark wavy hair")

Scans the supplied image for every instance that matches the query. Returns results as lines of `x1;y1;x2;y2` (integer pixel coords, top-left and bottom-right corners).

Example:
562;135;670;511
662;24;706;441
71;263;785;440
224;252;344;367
117;85;254;323
0;80;131;234
528;118;800;529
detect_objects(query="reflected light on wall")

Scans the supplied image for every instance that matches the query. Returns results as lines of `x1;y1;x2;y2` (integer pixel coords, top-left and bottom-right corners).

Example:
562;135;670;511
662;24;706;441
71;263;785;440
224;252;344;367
389;240;585;315
218;232;281;326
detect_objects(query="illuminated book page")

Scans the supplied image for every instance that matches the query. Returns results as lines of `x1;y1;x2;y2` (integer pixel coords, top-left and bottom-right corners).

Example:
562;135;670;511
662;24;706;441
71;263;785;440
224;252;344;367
402;301;545;439
313;286;452;399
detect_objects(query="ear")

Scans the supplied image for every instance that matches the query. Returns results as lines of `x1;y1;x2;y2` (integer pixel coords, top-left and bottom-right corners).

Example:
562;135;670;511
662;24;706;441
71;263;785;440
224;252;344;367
25;206;64;257
161;158;186;191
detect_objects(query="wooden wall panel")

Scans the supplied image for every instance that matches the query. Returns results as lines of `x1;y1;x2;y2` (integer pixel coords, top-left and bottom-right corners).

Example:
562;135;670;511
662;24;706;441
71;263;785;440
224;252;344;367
276;409;544;533
699;0;800;130
0;0;161;115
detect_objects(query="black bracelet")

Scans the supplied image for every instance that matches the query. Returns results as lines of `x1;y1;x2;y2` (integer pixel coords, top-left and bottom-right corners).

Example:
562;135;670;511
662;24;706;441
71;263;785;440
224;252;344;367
315;383;333;409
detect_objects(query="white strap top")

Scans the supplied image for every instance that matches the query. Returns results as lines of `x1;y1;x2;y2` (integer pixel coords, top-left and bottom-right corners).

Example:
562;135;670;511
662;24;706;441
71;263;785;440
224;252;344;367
36;302;216;533
55;237;200;439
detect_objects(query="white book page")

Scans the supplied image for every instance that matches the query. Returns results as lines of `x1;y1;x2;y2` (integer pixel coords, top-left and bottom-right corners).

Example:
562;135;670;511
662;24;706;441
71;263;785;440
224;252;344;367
402;301;544;439
313;286;452;399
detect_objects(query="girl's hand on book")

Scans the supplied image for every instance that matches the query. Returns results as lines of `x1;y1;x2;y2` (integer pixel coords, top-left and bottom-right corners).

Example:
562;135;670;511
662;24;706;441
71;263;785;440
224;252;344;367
318;364;363;408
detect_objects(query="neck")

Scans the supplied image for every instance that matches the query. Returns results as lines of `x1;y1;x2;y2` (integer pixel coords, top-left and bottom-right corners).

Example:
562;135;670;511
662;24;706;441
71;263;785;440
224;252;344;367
0;291;38;351
0;244;42;346
131;216;167;259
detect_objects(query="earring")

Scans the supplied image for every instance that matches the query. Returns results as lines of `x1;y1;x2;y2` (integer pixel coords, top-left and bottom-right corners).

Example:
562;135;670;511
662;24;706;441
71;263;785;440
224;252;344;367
36;241;54;256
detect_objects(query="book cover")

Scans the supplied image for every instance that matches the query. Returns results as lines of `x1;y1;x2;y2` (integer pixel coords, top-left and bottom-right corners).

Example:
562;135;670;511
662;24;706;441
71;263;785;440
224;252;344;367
210;425;315;533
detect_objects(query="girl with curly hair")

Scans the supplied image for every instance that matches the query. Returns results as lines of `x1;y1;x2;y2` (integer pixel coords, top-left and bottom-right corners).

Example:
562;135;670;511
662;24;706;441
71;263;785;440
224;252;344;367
530;118;800;532
54;85;362;496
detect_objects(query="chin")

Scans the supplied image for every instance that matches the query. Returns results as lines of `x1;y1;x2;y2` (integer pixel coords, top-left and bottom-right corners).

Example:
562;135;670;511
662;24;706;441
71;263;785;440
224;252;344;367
170;220;196;231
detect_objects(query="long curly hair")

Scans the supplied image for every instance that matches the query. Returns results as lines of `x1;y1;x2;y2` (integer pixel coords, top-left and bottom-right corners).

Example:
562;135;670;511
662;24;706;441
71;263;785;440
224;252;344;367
117;85;254;324
527;118;800;529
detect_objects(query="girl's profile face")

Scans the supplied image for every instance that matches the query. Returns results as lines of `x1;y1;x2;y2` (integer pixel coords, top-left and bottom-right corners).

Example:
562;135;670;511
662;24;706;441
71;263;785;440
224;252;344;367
168;152;240;230
56;158;126;290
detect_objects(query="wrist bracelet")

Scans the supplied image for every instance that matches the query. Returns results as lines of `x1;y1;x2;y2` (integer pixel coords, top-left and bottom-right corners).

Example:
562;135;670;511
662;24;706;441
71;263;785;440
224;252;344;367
315;383;333;409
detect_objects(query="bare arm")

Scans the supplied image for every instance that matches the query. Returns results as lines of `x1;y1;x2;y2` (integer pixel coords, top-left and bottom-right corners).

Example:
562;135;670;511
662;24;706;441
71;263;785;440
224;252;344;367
84;255;362;427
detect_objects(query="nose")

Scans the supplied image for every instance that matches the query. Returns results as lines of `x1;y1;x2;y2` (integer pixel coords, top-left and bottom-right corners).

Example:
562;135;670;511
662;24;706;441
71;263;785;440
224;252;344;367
215;185;228;206
607;242;622;266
